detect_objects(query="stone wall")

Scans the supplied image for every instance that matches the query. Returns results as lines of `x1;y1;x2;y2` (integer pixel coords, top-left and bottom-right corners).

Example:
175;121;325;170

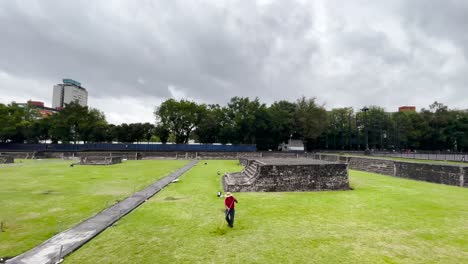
394;162;463;186
0;155;14;164
313;154;467;187
80;156;123;165
261;152;307;159
464;169;468;188
224;159;349;192
348;158;395;175
0;152;36;159
253;163;349;192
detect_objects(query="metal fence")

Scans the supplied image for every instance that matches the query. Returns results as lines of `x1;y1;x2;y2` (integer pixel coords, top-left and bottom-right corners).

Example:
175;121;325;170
319;150;468;162
0;143;257;152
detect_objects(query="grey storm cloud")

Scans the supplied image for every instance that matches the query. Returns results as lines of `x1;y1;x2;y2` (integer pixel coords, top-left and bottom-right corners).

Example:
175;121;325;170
0;0;467;124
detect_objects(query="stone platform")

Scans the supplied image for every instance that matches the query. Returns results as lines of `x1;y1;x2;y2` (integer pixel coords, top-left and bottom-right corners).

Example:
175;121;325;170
79;156;122;165
224;158;349;192
0;155;14;164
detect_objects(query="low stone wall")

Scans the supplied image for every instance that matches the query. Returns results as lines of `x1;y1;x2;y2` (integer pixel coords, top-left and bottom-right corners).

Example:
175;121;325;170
253;164;349;192
261;152;307;159
224;158;349;192
0;155;14;164
313;154;467;187
239;157;250;166
0;152;36;159
80;156;123;165
394;162;463;186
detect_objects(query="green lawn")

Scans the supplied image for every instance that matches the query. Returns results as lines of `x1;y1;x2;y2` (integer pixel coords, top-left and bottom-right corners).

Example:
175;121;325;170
66;160;468;264
0;159;188;257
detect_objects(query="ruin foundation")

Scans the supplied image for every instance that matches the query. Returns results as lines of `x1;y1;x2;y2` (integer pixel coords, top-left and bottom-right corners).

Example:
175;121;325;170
224;158;349;192
0;155;14;164
79;156;122;165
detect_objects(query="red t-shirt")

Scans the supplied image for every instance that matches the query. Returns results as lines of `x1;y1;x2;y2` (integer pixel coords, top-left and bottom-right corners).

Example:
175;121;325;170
225;196;237;209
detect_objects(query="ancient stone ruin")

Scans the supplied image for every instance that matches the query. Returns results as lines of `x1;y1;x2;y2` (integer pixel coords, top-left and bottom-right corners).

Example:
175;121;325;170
0;154;14;164
79;156;122;165
224;158;349;192
313;153;468;187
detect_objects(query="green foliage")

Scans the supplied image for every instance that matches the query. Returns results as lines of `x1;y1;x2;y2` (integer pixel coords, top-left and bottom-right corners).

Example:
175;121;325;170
269;100;296;144
48;102;107;143
2;98;468;151
0;103;39;143
194;104;223;143
322;102;468;151
109;122;155;143
154;124;170;144
155;99;205;143
295;97;328;148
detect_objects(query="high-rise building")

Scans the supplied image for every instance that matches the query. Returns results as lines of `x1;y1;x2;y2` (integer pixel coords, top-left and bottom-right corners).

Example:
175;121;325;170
52;79;88;109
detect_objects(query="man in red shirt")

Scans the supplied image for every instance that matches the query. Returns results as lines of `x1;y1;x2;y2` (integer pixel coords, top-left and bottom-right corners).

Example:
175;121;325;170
224;192;238;228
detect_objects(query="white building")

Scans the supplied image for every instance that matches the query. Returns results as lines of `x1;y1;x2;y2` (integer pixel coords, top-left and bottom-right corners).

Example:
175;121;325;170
52;79;88;108
278;139;305;152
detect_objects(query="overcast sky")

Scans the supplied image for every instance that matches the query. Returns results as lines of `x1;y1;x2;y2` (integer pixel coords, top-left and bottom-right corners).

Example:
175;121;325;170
1;0;467;124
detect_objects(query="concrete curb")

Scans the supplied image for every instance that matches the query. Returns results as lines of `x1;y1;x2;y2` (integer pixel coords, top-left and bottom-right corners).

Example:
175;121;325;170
7;160;198;264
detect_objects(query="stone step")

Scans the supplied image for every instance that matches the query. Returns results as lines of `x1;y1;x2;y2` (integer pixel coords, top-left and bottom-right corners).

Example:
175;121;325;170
246;166;256;174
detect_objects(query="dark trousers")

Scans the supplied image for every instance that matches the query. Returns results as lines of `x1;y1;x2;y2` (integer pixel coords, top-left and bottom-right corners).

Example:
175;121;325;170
225;208;235;227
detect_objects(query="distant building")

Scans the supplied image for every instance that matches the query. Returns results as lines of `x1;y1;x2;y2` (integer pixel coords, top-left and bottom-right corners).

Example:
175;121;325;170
398;106;416;112
52;79;88;108
278;139;305;152
17;100;59;118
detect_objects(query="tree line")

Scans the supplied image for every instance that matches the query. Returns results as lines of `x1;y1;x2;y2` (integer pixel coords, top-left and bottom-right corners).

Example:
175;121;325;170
0;102;155;144
1;99;467;151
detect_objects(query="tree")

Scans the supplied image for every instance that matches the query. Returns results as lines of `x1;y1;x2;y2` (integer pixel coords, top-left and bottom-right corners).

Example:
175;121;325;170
325;108;354;150
155;99;205;143
25;117;51;143
49;102;108;143
154;124;170;144
141;123;155;143
194;104;222;143
225;97;266;145
294;97;328;150
268;100;296;149
0;103;38;143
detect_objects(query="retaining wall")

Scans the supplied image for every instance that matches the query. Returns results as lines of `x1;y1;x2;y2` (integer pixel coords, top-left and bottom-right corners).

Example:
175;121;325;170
313;154;467;187
0;152;36;159
224;159;349;192
0;155;14;164
252;163;349;192
80;156;123;165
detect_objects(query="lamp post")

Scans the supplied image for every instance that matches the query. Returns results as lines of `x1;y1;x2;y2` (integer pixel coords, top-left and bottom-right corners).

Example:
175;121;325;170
361;107;370;154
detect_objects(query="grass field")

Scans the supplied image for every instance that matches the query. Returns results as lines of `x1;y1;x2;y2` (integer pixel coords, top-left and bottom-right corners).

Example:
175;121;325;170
66;160;468;264
0;159;188;257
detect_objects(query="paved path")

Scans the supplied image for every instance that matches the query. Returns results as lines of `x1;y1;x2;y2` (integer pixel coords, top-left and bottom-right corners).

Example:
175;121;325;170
7;161;198;264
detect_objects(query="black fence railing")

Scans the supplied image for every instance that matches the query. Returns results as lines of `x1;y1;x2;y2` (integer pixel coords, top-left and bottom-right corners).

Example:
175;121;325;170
319;150;468;162
0;143;257;152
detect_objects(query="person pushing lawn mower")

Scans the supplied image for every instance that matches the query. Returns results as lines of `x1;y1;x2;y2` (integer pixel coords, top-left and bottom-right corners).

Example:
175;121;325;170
224;192;238;228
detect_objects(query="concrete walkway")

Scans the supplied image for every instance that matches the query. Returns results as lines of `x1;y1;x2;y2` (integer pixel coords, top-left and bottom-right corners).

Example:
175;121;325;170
7;161;198;264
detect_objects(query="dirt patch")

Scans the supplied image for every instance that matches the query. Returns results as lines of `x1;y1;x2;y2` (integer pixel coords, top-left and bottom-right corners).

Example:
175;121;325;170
41;190;57;195
164;196;185;201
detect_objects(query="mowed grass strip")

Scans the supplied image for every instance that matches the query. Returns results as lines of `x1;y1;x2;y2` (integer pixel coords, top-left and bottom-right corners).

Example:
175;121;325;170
66;160;468;264
0;159;188;257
